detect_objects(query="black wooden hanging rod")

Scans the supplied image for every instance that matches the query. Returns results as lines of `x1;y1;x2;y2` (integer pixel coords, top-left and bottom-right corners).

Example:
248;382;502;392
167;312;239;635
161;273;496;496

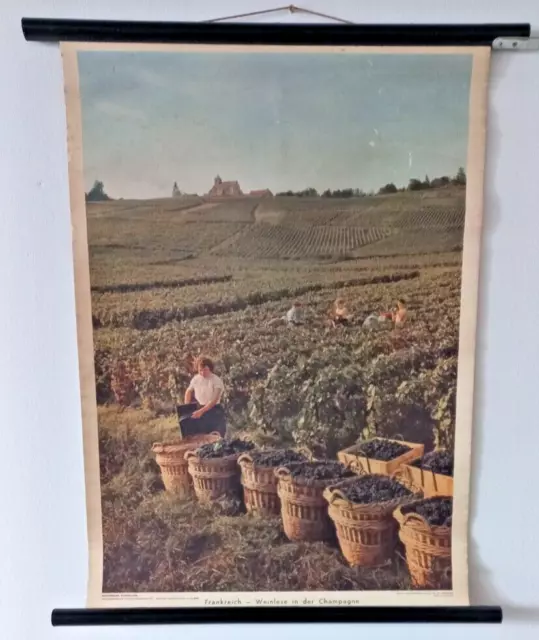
21;19;529;46
51;605;503;626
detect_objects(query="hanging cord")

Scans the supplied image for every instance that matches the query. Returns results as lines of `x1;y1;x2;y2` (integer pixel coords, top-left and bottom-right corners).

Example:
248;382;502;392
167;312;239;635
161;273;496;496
204;4;354;25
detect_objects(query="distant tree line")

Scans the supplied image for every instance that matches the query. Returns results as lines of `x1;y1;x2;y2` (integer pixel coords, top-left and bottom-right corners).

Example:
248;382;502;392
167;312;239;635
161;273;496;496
276;187;320;197
401;167;466;193
274;167;466;198
375;167;467;195
322;188;367;198
89;167;466;202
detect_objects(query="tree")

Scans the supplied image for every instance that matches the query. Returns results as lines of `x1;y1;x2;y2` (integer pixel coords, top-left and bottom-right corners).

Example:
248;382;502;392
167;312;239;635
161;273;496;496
86;180;110;202
430;176;450;188
407;178;423;192
172;181;181;197
453;167;466;185
378;182;398;195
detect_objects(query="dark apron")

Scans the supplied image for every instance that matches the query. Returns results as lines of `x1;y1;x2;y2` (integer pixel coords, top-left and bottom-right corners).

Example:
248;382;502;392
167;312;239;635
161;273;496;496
176;402;227;438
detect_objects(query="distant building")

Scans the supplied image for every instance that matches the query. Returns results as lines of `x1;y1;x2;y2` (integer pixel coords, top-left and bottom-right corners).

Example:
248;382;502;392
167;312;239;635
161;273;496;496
249;189;273;198
208;175;243;198
172;181;182;198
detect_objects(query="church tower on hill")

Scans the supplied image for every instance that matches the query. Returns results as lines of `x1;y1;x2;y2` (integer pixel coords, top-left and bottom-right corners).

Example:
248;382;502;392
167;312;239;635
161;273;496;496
208;174;243;197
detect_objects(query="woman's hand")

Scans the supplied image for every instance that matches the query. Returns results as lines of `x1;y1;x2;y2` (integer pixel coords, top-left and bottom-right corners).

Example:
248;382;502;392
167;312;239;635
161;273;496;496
191;409;204;419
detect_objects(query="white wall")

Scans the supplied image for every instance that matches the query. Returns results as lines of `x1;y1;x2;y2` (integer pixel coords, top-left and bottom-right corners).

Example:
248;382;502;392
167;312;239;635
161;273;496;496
1;1;538;638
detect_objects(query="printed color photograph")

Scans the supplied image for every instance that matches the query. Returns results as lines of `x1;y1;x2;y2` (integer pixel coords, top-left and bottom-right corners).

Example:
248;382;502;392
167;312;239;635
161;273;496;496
61;42;490;608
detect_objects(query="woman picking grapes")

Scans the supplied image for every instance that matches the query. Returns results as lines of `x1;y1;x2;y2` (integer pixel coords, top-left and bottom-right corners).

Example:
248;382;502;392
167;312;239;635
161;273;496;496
176;356;227;437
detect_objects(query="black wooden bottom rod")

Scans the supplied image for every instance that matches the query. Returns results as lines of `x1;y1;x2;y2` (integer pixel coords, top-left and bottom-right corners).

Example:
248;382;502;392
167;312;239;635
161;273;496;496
52;605;503;626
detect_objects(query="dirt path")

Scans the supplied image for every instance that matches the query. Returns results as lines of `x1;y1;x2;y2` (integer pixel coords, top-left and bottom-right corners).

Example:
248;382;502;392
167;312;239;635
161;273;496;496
179;202;220;215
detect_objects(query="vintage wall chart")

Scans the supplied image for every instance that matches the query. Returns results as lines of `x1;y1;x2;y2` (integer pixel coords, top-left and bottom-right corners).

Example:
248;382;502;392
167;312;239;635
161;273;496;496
61;40;489;608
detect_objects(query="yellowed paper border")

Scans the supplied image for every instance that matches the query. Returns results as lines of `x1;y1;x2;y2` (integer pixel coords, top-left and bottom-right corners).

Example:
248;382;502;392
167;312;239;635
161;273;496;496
61;41;490;608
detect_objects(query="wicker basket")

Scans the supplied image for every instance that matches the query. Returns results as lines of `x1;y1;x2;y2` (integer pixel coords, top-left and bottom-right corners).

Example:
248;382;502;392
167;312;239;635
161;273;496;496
324;477;416;567
238;453;281;516
152;432;222;497
185;449;243;503
394;503;452;588
275;466;337;542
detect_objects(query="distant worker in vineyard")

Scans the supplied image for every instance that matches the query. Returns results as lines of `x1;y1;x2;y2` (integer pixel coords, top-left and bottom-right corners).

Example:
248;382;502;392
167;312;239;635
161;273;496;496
362;305;394;330
392;299;408;327
362;312;390;330
266;301;307;328
285;301;306;326
329;298;353;328
176;356;227;438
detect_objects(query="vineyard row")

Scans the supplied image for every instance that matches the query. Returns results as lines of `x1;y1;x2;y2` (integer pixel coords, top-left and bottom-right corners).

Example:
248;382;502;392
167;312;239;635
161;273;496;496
210;225;391;258
91;274;232;295
93;270;420;330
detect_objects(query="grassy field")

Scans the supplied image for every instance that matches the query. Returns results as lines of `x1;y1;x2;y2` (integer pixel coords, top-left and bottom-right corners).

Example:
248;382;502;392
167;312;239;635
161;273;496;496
89;188;463;593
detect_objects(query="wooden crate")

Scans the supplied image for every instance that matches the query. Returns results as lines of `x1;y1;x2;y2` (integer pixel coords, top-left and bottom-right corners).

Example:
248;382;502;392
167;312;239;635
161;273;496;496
400;463;453;497
337;437;424;476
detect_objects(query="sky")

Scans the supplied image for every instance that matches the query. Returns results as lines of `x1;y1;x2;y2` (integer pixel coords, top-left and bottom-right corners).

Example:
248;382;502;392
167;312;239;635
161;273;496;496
78;49;473;199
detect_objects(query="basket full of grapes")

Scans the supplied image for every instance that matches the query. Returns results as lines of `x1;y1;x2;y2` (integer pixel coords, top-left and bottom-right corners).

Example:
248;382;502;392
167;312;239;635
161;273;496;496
185;439;256;503
238;449;308;517
152;432;222;498
324;474;416;567
275;461;355;542
393;496;453;589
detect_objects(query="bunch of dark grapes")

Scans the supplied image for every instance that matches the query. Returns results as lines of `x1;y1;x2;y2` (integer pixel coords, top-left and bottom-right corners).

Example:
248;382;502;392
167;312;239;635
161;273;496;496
356;439;411;461
402;497;453;526
415;451;454;476
249;449;307;467
339;474;413;504
288;461;355;483
196;439;255;459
